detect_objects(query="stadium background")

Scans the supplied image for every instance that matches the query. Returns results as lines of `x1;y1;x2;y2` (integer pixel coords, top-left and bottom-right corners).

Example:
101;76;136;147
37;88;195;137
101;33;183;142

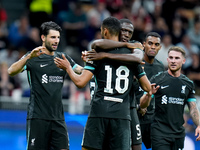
1;0;200;149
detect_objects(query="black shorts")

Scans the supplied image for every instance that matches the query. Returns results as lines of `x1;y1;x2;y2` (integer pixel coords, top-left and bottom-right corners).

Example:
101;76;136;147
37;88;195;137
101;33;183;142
130;108;142;145
140;123;151;149
82;117;131;150
151;135;184;150
26;119;69;150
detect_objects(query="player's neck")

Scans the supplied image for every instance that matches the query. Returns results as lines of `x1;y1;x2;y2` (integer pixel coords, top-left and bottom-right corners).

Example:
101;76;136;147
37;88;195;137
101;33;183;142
42;45;55;56
167;69;181;77
108;36;119;42
144;54;154;64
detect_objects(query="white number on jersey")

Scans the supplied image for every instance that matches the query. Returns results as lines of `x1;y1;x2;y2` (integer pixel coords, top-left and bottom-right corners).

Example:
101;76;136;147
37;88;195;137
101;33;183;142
104;65;129;94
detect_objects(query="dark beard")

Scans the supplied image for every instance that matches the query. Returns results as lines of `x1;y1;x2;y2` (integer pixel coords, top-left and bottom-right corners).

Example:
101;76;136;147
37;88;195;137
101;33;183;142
148;55;155;59
45;45;55;52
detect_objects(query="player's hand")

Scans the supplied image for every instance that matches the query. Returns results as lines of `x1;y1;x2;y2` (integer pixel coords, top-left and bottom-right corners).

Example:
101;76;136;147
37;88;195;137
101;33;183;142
126;42;144;50
81;50;88;62
54;54;70;70
151;83;160;94
86;49;106;61
195;126;200;141
141;61;145;65
139;107;147;116
29;46;45;59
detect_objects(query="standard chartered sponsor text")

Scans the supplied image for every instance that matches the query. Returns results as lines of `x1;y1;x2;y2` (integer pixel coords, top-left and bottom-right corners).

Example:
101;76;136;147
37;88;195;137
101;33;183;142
168;97;184;105
49;76;63;82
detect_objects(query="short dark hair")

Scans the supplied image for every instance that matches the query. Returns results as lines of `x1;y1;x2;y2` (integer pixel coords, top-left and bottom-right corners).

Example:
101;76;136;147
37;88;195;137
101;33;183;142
145;32;161;41
119;19;133;25
102;17;121;37
40;21;62;36
168;46;186;58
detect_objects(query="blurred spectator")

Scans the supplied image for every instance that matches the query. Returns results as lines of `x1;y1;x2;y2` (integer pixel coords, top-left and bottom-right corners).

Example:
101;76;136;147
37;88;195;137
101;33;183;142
8;15;31;49
176;34;199;69
187;15;200;49
156;34;174;69
16;48;30;97
0;2;8;50
59;2;88;52
86;1;110;41
68;81;90;114
131;6;152;42
152;17;168;37
0;62;17;96
27;0;52;28
183;53;200;95
161;0;181;30
170;17;186;45
0;45;19;67
18;27;41;51
87;30;101;50
150;1;163;23
103;0;123;16
87;1;110;28
131;0;156;15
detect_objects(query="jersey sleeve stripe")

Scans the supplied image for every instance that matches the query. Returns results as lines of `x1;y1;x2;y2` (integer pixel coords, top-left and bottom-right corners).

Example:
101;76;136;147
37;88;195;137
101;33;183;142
139;72;146;76
72;64;78;70
24;65;27;70
84;66;95;70
187;98;196;102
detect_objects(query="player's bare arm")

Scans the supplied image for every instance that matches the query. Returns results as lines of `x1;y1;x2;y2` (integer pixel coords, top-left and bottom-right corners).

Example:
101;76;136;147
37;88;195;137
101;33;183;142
138;75;151;93
8;46;45;76
140;83;159;108
84;49;144;64
91;39;144;50
54;54;92;88
188;101;200;141
54;54;83;74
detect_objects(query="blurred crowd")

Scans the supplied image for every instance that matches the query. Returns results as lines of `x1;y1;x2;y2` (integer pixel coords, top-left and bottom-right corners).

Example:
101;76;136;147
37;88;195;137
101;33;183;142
1;0;200;119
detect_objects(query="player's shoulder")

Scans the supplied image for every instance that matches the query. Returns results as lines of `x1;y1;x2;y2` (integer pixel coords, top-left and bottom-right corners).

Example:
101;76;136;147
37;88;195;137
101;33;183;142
151;70;166;81
129;40;140;43
116;47;132;53
180;74;194;86
154;58;165;66
54;51;71;59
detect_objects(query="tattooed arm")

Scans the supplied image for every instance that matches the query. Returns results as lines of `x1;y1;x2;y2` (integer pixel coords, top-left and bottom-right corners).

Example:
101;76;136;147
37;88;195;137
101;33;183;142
73;64;84;74
188;101;200;141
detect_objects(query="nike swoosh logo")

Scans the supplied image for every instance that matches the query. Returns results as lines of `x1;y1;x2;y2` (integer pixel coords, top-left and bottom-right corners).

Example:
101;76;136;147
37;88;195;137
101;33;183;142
40;64;48;67
161;85;169;89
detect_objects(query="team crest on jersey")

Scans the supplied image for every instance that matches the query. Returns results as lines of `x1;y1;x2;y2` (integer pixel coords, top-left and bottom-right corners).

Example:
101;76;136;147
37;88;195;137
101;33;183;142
181;85;186;94
161;95;167;104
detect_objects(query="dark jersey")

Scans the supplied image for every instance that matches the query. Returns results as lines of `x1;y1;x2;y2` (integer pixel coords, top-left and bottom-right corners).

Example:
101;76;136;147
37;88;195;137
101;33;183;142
84;47;144;120
150;71;196;138
24;52;76;120
129;65;146;108
136;59;165;123
89;76;96;101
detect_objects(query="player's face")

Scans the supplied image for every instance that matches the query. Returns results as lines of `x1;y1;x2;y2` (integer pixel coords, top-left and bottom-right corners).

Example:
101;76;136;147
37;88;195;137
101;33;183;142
120;22;134;42
143;36;161;57
167;50;185;72
44;29;60;52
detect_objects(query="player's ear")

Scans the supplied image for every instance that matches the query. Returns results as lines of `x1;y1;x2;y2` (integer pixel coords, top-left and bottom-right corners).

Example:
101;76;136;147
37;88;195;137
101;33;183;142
41;35;45;42
104;28;108;37
182;58;186;64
